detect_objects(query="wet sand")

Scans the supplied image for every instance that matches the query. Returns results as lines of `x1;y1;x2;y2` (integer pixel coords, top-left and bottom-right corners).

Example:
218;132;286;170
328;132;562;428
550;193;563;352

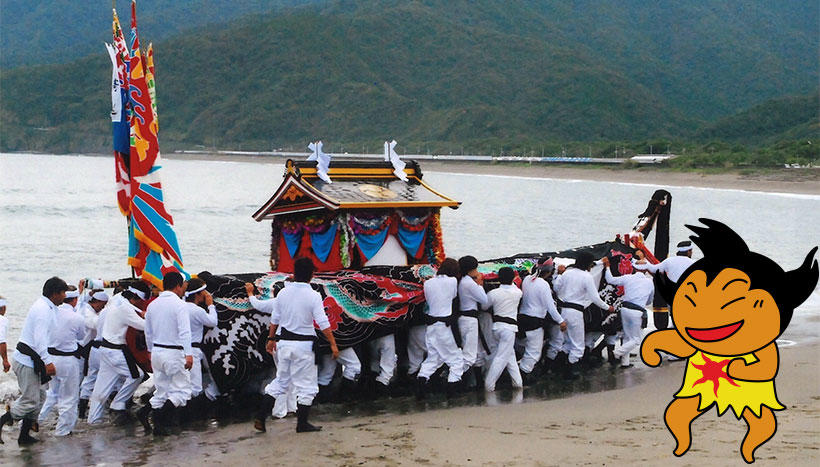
3;323;817;466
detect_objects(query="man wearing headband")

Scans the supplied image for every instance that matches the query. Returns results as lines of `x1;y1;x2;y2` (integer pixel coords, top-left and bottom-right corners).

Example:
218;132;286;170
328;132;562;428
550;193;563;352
634;240;695;283
37;285;85;436
253;257;339;433
553;253;615;379
519;259;565;382
181;278;218;417
143;272;193;436
633;240;696;332
0;296;9;373
1;276;66;445
77;290;108;419
601;256;655;368
88;280;150;426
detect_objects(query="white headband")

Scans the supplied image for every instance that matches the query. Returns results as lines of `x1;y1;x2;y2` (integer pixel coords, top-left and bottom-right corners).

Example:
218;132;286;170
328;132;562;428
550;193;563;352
127;286;147;300
65;290;79;299
0;299;6;307
677;245;693;253
184;285;207;298
92;291;109;302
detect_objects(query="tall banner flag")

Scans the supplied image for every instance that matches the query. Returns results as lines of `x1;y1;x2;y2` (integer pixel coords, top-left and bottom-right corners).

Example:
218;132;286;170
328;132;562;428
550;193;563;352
109;1;186;287
110;9;131;216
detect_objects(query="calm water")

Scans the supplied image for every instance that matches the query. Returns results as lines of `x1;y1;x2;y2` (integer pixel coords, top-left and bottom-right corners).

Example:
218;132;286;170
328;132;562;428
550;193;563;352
1;152;819;397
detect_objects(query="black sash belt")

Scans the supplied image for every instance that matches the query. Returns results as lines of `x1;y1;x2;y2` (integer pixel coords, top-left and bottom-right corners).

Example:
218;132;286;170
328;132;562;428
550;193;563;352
478;326;491;354
154;343;184;350
558;301;585;312
425;315;455;326
459;309;479;319
16;342;51;384
620;301;645;311
276;328;316;341
517;314;544;332
82;341;101;376
492;315;518;326
191;342;203;349
621;301;649;328
48;346;82;358
100;339;141;379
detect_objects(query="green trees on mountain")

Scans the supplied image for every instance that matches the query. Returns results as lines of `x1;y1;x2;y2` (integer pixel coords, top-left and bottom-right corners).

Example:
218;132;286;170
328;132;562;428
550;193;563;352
1;1;817;166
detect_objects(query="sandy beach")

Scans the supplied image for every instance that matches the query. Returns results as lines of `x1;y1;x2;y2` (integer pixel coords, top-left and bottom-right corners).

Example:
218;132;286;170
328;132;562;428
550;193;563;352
3;321;817;466
159;152;820;196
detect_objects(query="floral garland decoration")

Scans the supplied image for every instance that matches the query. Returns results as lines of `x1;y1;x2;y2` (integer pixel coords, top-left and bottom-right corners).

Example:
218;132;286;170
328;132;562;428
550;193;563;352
270;218;281;270
280;218;303;235
397;208;431;232
303;212;334;233
423;209;446;265
337;214;354;268
349;212;393;235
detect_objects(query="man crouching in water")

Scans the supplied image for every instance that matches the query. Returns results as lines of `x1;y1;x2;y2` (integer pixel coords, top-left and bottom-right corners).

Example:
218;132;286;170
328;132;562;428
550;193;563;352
253;257;339;433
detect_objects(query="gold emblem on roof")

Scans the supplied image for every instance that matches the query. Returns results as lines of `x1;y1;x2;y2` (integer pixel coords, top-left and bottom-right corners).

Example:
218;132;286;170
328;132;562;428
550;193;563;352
358;184;398;200
283;186;304;201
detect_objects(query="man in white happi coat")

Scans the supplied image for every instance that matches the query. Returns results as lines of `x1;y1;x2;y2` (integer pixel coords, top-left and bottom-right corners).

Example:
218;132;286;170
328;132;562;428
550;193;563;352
602;257;655;367
457;255;489;388
37;287;85;436
252;258;339;433
483;268;524;392
633;240;695;331
417;258;464;399
142;272;193;436
553;252;614;379
88;281;150;425
0;277;65;445
518;260;565;381
181;278;219;410
246;282;295;416
77;290;108;419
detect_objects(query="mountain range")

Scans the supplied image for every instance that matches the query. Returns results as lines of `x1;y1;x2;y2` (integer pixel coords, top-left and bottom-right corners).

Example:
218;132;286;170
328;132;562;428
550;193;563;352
1;0;817;157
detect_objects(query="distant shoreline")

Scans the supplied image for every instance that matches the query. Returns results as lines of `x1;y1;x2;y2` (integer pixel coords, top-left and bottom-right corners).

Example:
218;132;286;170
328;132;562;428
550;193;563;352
4;151;819;196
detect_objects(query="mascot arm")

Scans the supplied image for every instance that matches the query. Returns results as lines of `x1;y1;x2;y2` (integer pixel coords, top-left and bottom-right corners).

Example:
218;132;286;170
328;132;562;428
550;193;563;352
640;329;696;366
728;341;779;382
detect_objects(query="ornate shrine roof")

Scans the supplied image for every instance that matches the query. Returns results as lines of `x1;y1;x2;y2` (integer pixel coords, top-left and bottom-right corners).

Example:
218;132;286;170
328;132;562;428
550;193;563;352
252;160;461;221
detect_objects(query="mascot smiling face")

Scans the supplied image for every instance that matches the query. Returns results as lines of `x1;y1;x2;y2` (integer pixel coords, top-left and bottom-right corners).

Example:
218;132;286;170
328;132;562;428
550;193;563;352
641;218;818;463
671;267;782;357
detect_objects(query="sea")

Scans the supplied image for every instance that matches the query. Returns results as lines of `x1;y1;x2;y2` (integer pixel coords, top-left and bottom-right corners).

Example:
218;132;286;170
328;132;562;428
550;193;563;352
1;152;819;401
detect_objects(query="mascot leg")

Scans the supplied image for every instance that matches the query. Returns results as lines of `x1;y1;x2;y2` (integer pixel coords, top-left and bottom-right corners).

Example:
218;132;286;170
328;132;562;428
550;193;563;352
664;396;706;457
740;406;776;464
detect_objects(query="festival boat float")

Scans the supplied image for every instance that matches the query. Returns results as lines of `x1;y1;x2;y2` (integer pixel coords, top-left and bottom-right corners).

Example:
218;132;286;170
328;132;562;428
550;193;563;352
194;152;672;394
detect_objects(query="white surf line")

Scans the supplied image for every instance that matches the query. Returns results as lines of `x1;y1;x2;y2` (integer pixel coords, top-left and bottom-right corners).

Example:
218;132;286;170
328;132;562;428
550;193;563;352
427;170;820;200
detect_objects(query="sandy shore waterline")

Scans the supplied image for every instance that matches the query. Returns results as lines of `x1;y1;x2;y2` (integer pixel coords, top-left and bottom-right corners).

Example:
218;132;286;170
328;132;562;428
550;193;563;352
176;152;820;196
36;151;820;196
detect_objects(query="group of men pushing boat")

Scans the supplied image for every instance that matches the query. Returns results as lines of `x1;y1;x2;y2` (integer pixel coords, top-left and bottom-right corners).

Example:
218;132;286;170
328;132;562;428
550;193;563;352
0;240;695;444
1;273;220;443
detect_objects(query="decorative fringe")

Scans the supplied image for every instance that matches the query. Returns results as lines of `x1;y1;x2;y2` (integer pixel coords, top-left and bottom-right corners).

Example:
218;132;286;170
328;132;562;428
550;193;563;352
269;208;445;267
425;209;445;266
270;219;281;270
338;214;354;268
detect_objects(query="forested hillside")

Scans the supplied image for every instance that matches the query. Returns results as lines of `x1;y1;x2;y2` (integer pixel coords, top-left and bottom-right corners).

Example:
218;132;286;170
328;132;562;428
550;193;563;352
1;0;816;164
